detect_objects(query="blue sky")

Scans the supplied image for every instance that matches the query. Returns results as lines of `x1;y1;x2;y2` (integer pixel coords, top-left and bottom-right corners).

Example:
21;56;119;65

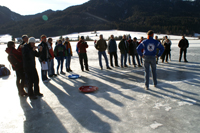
1;0;89;15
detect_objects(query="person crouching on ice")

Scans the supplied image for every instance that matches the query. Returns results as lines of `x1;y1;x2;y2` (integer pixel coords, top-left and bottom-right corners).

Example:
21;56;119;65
54;39;67;75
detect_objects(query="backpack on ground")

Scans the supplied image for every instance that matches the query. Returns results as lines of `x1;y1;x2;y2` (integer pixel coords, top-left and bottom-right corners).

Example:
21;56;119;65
0;65;10;77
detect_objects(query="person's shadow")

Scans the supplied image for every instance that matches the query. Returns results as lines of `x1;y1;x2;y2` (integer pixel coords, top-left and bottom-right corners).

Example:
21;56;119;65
20;97;68;133
44;78;120;132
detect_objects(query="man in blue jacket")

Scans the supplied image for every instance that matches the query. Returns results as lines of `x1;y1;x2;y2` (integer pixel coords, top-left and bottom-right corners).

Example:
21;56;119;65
137;30;164;90
108;35;119;67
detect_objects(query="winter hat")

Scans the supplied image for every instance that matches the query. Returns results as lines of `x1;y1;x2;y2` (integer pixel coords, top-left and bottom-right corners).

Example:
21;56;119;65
128;36;131;39
28;37;36;43
81;36;84;39
134;37;137;40
65;37;69;39
22;35;28;39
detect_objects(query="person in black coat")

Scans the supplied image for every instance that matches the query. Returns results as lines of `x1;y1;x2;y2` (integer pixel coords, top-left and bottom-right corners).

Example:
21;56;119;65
162;39;171;63
128;37;142;67
22;37;43;99
108;35;119;67
178;36;189;62
38;35;51;82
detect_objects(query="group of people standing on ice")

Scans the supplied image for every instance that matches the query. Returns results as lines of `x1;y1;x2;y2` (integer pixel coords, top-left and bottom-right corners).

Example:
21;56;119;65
5;30;190;99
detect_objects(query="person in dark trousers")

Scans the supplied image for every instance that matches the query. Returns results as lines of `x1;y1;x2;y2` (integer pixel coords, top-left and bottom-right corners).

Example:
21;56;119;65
162;39;171;63
155;36;160;64
54;40;67;75
96;35;112;70
128;37;142;67
5;41;27;96
38;35;51;83
47;38;57;77
138;36;144;65
118;35;129;68
137;30;164;90
77;36;89;71
63;37;73;72
161;36;172;61
178;36;189;62
108;35;119;67
22;37;43;99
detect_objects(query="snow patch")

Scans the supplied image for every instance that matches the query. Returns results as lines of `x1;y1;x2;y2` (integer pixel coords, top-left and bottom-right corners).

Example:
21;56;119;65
150;122;163;129
165;106;172;111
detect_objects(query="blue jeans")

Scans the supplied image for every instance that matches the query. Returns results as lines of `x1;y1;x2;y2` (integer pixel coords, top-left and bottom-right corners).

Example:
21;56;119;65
98;51;109;68
121;53;128;67
144;56;157;88
56;57;64;73
66;55;71;70
48;59;55;76
132;54;141;66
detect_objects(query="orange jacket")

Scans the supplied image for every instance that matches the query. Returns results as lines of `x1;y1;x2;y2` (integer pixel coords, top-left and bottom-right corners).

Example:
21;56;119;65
63;41;73;56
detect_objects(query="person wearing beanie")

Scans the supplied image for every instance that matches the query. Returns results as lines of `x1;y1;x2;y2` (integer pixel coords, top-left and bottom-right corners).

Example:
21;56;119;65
22;37;43;99
63;37;73;72
47;38;57;77
77;36;89;71
38;35;52;83
5;41;27;96
107;35;119;67
18;35;28;51
137;30;164;90
95;34;112;70
118;35;129;68
54;39;68;75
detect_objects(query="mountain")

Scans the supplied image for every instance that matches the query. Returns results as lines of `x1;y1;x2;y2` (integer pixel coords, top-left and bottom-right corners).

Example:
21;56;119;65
0;6;56;24
0;0;200;38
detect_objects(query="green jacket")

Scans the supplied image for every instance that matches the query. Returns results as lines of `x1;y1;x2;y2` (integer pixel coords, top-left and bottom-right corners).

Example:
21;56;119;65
54;44;68;57
118;39;129;54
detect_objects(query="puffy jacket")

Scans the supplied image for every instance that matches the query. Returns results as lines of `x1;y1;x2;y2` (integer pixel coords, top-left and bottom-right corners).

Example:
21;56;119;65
22;43;41;69
5;47;23;70
77;40;88;53
63;41;73;56
108;39;117;53
118;39;129;54
178;39;189;49
54;44;67;57
96;39;107;52
38;41;51;62
137;37;164;57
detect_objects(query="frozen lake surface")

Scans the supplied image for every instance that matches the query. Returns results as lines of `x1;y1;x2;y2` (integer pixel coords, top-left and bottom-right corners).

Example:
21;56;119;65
0;39;200;133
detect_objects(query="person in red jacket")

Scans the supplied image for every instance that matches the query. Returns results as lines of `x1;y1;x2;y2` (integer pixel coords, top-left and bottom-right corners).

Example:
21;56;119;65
77;36;89;71
47;38;57;77
5;41;27;96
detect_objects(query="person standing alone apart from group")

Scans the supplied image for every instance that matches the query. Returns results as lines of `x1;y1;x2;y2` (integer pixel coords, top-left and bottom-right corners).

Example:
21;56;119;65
178;36;189;62
22;37;43;99
95;35;112;70
118;35;129;68
77;36;89;71
137;30;164;90
107;35;119;67
38;35;51;83
63;37;73;72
